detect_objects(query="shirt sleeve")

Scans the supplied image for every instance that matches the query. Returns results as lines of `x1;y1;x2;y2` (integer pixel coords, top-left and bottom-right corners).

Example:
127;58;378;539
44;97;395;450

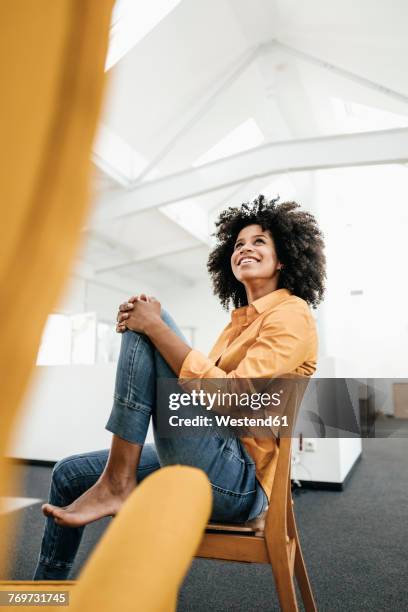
179;303;314;381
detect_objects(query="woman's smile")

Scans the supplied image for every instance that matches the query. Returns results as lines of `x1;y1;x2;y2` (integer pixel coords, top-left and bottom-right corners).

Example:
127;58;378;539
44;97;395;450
238;256;260;266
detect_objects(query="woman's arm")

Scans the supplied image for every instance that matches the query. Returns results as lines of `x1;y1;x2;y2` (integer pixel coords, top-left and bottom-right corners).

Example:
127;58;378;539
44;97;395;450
179;305;314;380
146;317;191;375
116;295;191;376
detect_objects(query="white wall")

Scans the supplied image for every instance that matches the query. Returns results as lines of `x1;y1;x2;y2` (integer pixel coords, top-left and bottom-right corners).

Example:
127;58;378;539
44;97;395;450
159;276;230;354
315;164;408;378
10;366;116;461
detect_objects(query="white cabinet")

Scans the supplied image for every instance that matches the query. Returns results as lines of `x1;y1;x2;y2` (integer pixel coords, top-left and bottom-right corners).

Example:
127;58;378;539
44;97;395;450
291;356;362;487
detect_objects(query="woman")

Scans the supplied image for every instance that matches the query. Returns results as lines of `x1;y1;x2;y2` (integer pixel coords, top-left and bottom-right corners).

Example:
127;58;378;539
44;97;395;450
33;195;325;580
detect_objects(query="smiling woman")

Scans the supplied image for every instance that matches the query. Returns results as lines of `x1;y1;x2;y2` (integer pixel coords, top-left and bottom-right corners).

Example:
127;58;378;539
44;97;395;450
33;194;326;581
208;194;326;309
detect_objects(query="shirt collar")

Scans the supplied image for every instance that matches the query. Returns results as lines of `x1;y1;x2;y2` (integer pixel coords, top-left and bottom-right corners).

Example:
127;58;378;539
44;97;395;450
252;288;292;313
231;288;292;326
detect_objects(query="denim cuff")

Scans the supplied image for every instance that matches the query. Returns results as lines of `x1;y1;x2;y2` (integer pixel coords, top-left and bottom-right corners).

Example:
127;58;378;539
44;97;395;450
247;480;269;521
105;397;151;445
33;561;72;581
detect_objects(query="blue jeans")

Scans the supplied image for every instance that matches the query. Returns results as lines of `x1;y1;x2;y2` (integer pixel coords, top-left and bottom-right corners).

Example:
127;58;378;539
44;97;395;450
33;311;268;580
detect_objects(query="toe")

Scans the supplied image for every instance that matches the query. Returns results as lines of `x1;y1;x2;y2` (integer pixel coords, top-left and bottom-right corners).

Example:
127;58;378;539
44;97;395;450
42;503;54;517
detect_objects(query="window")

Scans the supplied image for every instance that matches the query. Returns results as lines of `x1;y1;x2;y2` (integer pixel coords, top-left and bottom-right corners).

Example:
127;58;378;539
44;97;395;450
37;313;121;365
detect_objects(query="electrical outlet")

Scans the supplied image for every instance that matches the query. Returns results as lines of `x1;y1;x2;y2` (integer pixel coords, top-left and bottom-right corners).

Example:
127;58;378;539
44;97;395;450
304;439;317;452
292;453;301;465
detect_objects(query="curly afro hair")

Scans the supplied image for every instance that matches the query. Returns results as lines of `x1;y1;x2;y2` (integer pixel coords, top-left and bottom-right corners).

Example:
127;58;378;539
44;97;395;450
207;195;326;310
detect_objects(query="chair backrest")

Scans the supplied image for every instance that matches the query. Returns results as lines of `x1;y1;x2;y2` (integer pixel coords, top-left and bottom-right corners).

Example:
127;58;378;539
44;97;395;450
265;376;310;536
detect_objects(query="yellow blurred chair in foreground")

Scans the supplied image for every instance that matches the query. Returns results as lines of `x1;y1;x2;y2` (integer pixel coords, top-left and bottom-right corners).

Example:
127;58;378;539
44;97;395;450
0;465;212;612
0;2;211;611
0;0;113;506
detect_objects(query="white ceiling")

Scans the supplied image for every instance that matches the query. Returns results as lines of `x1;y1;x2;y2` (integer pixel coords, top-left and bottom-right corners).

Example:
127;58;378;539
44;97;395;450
79;0;408;292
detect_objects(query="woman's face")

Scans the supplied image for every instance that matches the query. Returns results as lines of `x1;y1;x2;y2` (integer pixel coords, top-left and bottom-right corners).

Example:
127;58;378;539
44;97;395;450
230;224;281;285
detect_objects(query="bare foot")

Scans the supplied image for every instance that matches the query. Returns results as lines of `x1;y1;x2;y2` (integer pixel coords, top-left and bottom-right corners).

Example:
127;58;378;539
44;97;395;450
41;476;135;528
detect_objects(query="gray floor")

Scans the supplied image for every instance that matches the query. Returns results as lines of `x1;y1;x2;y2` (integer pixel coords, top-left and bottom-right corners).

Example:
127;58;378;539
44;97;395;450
2;438;407;612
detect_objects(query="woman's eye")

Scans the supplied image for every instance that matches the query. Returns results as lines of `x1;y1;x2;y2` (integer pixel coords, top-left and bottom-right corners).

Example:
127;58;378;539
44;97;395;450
255;238;265;244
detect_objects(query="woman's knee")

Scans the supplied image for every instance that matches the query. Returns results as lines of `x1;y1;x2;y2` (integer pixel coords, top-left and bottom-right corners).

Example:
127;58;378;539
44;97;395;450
120;327;150;348
117;328;153;366
51;455;77;494
119;308;184;342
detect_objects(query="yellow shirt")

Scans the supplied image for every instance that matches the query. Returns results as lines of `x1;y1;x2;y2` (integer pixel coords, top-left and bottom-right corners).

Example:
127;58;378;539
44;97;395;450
179;288;318;499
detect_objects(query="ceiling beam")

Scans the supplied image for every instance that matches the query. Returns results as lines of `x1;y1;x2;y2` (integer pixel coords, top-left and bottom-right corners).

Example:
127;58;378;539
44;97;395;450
71;262;138;296
95;238;203;274
86;228;135;257
73;273;135;297
93;127;408;222
274;40;408;106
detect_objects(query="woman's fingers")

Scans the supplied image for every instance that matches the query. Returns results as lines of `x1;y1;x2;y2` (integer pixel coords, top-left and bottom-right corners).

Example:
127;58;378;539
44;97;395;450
119;302;134;312
140;294;158;303
116;293;156;332
116;295;140;332
125;294;154;303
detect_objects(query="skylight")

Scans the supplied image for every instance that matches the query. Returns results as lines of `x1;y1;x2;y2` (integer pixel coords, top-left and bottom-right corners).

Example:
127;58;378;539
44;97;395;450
93;123;160;184
160;200;210;244
106;0;181;71
193;118;265;167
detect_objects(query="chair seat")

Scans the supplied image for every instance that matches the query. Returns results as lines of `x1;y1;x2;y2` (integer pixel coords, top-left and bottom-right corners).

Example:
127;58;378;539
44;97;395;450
206;510;266;536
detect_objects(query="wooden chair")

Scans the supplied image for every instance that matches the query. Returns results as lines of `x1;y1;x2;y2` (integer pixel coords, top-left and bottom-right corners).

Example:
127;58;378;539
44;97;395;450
196;379;317;612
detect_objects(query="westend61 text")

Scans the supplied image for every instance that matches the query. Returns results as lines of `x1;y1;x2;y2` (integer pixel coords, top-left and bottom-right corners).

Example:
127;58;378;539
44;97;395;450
168;415;289;427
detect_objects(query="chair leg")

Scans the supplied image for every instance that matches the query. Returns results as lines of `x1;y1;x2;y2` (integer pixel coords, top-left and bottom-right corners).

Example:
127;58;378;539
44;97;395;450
287;497;317;612
293;538;317;612
268;546;299;612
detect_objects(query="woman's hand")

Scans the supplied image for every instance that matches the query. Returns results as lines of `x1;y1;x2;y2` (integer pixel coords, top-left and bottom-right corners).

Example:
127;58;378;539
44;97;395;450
117;294;191;376
116;294;161;335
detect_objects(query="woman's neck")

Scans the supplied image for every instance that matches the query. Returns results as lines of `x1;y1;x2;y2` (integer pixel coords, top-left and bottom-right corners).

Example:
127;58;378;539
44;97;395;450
245;278;279;304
